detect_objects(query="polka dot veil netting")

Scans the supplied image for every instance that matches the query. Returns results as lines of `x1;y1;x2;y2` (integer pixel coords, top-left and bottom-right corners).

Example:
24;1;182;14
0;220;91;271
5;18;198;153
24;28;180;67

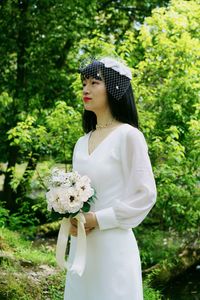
79;57;132;100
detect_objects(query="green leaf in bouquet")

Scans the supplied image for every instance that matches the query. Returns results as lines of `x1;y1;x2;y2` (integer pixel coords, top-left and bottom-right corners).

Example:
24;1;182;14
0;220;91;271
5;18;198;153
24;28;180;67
70;211;79;218
82;202;91;213
89;190;97;204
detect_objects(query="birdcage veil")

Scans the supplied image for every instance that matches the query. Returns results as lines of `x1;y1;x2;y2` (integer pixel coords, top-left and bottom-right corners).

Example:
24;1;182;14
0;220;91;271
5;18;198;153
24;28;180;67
79;56;132;100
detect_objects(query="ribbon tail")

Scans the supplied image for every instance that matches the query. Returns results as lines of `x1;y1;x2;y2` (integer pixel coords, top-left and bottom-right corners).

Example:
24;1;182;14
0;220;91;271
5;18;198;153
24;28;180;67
56;217;70;269
68;213;87;276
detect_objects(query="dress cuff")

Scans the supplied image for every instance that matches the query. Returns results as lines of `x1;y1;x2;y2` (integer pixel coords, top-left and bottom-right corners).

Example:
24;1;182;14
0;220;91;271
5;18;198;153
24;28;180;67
95;207;119;230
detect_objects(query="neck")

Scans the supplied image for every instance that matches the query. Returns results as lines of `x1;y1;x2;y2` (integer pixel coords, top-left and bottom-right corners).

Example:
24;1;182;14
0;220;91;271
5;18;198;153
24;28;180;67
95;110;114;126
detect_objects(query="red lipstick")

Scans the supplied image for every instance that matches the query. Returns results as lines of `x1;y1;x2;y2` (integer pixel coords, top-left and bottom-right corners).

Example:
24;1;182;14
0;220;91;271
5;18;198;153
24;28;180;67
83;96;92;103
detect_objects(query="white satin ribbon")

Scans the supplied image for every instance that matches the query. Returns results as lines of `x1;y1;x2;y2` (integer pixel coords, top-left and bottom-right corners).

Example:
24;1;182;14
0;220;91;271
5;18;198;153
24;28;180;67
56;213;86;276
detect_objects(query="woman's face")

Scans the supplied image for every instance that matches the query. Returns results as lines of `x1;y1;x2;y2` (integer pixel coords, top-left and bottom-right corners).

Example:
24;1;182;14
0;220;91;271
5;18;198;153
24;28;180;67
82;77;109;113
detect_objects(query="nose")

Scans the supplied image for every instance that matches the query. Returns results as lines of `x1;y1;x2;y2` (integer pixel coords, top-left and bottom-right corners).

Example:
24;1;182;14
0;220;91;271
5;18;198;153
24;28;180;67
83;83;90;95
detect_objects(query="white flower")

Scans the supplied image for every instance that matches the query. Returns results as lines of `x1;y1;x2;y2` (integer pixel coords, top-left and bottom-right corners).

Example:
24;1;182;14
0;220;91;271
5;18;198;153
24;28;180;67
46;169;95;215
75;175;94;202
100;57;132;80
59;187;83;214
46;187;63;213
50;168;69;187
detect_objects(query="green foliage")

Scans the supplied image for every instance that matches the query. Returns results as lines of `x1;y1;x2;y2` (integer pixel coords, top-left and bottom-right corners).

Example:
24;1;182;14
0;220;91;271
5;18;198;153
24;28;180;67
8;115;47;156
41;272;66;300
0;227;56;265
0;228;65;299
0;0;198;232
0;228;162;300
1;0;199;297
0;207;9;228
8;198;40;231
0;272;40;300
0;92;15;161
144;279;162;300
131;0;200;231
46;101;83;161
70;0;200;232
0;0;170;213
3;101;82;214
135;227;181;268
6;101;82;162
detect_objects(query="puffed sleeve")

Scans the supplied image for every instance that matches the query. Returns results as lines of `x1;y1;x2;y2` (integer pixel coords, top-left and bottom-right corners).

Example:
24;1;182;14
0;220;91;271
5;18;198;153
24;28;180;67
95;128;157;230
72;136;83;169
72;140;78;168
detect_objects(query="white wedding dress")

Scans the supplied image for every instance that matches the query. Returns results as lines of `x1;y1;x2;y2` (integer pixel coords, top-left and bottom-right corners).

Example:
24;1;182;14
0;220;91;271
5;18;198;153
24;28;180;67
64;123;157;300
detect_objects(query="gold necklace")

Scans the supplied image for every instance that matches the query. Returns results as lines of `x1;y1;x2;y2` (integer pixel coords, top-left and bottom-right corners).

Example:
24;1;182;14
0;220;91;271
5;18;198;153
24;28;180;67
96;119;115;130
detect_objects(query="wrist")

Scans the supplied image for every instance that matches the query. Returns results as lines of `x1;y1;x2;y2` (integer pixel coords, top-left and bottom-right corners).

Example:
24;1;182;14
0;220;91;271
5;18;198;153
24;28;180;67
93;212;99;228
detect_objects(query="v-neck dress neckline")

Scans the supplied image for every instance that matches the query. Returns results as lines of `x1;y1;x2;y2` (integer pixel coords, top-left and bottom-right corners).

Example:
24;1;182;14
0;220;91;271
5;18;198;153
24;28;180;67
65;122;157;300
86;123;126;157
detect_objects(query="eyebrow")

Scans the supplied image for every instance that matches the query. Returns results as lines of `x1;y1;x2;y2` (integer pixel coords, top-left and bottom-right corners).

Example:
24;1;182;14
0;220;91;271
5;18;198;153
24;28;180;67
83;77;101;81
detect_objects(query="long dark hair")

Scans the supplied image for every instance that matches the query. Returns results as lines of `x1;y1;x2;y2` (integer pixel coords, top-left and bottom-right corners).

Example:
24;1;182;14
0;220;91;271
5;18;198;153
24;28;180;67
80;59;139;133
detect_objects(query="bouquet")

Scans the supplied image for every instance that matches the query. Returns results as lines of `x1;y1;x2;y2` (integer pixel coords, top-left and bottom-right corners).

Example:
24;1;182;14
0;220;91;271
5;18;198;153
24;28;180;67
46;168;96;218
46;168;96;276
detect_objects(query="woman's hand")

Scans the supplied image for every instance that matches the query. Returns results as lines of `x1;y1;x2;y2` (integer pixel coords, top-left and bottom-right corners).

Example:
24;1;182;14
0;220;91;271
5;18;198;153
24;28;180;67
69;212;99;237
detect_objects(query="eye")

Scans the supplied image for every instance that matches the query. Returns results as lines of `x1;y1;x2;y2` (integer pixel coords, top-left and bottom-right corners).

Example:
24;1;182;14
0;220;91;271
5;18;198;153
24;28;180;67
82;82;86;87
92;80;99;85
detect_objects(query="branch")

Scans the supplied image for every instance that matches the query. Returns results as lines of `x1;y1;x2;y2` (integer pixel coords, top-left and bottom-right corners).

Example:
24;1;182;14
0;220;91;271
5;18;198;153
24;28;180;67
35;166;48;191
56;39;73;69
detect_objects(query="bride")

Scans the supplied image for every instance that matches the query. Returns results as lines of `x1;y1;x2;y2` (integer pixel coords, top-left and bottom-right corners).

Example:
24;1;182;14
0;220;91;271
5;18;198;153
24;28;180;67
64;56;157;300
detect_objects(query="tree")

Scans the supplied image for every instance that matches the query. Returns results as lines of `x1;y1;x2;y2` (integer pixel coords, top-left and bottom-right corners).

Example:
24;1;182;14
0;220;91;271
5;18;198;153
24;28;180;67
130;0;200;230
0;0;97;211
0;0;170;213
72;0;200;231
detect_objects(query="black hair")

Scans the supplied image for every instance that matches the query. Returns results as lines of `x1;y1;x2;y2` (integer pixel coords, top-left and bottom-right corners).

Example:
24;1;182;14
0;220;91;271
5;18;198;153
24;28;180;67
80;60;139;133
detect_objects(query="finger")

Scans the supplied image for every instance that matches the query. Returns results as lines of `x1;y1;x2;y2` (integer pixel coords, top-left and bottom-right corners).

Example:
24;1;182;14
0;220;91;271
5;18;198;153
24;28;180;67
70;218;78;227
84;225;95;230
70;218;77;224
69;225;78;236
70;229;78;236
70;232;77;237
85;228;95;235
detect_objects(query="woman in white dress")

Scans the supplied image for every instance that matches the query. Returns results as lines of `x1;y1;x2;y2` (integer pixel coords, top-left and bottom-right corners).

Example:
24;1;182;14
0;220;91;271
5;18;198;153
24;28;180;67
64;57;157;300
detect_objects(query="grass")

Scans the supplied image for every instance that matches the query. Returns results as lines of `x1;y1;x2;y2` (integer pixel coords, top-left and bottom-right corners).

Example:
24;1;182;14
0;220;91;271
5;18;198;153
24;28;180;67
0;228;55;265
0;227;65;300
0;227;162;299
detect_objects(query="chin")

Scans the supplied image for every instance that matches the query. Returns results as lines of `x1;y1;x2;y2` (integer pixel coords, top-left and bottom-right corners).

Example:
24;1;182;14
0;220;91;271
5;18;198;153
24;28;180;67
84;105;95;112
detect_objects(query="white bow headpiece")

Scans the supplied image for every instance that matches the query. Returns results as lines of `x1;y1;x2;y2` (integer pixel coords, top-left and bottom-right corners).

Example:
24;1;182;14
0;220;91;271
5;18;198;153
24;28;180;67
100;57;132;80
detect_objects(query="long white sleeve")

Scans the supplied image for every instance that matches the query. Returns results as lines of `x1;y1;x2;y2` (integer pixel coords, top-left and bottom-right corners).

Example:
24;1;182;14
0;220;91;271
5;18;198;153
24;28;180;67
95;128;157;230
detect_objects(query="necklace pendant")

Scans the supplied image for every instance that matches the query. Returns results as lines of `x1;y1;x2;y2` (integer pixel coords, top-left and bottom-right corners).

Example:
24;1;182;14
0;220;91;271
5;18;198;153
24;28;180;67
96;119;115;130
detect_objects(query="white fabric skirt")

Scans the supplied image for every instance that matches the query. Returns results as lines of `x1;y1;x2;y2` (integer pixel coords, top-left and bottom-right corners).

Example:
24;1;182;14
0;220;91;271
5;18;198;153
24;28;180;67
64;228;143;300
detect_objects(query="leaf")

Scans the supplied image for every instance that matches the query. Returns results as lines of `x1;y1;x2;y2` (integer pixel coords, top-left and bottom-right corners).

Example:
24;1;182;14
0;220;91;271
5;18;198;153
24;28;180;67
82;202;91;213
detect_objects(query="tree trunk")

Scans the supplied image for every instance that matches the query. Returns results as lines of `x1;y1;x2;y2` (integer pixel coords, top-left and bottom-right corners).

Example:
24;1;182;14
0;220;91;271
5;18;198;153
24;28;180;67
2;146;19;212
3;0;30;212
15;0;29;100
